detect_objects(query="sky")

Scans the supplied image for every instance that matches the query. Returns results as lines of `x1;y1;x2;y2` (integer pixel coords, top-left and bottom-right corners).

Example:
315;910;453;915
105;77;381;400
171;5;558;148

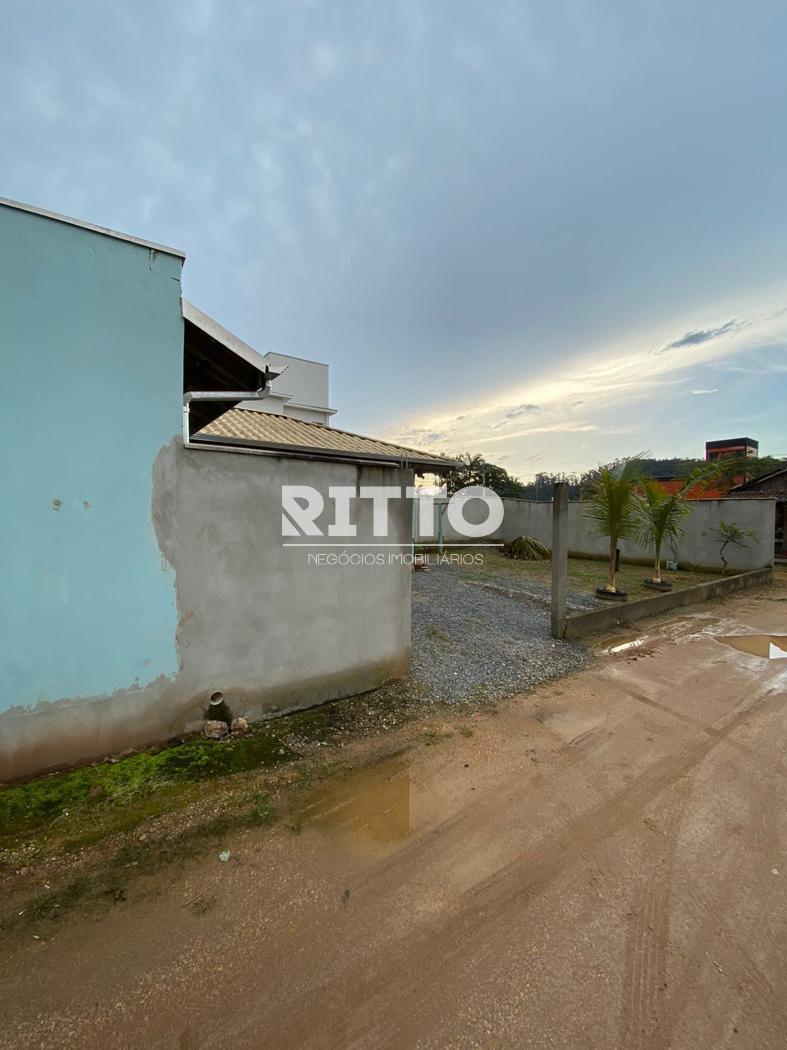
2;0;786;478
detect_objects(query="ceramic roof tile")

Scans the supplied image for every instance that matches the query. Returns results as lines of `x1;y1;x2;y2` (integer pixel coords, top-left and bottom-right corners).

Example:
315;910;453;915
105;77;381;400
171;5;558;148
196;408;457;469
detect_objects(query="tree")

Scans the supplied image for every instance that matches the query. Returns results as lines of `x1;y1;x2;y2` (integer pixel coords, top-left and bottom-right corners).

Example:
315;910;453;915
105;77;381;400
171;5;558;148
445;454;527;499
635;479;692;584
712;454;786;494
712;521;756;574
583;454;646;593
519;471;582;501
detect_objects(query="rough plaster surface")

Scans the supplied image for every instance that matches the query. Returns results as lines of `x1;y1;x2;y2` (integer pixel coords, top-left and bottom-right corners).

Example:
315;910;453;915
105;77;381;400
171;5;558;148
0;443;413;781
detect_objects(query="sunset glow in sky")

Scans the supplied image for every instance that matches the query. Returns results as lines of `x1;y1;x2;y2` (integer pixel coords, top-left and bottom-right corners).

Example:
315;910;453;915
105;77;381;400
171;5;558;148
2;1;785;476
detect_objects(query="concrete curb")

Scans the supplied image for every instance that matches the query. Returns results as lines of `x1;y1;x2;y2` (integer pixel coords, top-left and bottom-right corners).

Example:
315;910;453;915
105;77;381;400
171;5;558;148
563;567;774;641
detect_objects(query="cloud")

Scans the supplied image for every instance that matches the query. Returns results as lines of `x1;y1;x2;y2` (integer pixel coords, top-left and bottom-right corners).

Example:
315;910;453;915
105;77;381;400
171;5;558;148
176;0;213;35
506;403;540;418
136;139;186;186
476;423;600;445
296;42;343;88
656;319;744;354
385;292;787;477
454;39;485;73
19;66;62;122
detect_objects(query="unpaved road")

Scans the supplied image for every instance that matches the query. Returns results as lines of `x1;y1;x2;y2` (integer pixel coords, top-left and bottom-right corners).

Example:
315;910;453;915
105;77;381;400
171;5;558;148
2;589;785;1049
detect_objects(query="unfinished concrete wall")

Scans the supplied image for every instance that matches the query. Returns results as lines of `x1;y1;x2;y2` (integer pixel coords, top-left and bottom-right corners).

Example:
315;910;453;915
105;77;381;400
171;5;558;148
420;495;775;572
0;442;414;781
154;444;413;721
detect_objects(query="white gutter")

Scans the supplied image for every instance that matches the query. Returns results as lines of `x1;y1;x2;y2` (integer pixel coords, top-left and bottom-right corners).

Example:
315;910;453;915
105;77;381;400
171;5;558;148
182;367;279;446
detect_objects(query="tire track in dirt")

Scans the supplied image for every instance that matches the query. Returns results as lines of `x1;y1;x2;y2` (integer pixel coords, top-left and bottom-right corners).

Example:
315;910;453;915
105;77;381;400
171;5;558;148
617;773;692;1050
653;867;787;1049
236;685;778;1049
655;761;787;1049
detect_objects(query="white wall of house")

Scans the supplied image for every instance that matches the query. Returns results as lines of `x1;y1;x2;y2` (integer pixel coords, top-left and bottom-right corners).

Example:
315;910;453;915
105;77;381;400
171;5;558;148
240;352;335;425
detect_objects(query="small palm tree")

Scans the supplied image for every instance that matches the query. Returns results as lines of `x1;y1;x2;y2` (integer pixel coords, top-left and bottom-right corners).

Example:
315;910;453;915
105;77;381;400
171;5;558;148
583;454;646;593
635;465;716;583
635;479;692;584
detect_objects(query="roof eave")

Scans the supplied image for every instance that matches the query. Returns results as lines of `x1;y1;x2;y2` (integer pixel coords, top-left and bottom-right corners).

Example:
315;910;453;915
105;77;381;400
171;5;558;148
188;433;458;471
0;196;186;258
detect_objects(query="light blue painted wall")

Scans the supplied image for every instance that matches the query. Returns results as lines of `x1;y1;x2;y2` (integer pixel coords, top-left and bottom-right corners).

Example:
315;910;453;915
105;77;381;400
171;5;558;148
0;205;183;711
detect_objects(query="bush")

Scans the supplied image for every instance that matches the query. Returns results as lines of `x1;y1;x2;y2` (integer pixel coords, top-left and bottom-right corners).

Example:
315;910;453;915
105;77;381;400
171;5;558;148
503;536;551;561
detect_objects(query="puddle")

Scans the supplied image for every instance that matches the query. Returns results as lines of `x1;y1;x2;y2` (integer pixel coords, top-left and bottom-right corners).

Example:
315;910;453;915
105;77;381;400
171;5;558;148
300;756;411;853
717;635;787;660
600;634;647;655
663;614;721;639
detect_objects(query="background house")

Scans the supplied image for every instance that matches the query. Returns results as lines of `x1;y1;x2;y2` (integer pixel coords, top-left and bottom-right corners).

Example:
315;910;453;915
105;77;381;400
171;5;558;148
705;436;759;461
183;300;335;425
0;197;453;781
730;466;787;557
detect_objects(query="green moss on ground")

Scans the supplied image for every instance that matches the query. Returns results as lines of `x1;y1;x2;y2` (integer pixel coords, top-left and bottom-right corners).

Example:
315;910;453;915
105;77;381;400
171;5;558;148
0;683;426;851
0;729;293;847
5;788;278;930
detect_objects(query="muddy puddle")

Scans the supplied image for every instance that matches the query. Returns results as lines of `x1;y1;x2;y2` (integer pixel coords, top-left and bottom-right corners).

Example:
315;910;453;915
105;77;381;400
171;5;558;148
601;616;722;656
300;755;411;854
717;635;787;660
600;634;648;655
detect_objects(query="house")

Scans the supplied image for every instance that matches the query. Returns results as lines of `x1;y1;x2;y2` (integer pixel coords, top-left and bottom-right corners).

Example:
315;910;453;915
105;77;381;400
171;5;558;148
183;300;335;425
644;438;762;499
647;471;724;501
705;436;758;461
0;196;455;781
730;466;787;557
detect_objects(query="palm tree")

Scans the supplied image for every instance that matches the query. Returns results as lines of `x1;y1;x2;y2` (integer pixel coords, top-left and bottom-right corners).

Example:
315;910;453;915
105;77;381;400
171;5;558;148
635;479;692;584
635;466;716;583
583;454;646;594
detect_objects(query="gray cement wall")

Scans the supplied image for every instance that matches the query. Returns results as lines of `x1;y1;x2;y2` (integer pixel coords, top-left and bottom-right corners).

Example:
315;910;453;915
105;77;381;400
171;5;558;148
420;495;775;573
155;444;413;721
1;442;413;780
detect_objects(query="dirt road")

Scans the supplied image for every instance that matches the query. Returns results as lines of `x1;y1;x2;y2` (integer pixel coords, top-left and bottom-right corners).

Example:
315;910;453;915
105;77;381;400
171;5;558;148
2;590;785;1049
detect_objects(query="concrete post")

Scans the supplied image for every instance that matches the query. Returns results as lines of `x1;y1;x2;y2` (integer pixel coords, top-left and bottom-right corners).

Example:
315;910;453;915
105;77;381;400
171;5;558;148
551;482;568;639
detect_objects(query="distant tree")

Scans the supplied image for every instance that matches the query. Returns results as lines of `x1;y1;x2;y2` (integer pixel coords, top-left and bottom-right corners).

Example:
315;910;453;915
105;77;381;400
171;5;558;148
583;454;647;593
712;454;786;493
446;454;528;498
519;471;582;501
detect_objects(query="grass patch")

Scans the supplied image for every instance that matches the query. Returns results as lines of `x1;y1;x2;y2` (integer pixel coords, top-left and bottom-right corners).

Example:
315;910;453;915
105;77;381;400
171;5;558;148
453;549;718;600
5;789;278;932
0;687;411;851
0;730;294;848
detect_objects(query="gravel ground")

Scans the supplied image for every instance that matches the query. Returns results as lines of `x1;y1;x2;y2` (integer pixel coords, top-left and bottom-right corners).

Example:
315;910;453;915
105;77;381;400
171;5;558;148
458;568;604;612
410;565;589;702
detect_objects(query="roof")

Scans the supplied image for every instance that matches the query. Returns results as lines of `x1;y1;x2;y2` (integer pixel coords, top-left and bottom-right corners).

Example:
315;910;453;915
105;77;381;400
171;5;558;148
705;437;758;449
194;408;459;471
182;299;266;371
0;196;185;258
730;465;787;493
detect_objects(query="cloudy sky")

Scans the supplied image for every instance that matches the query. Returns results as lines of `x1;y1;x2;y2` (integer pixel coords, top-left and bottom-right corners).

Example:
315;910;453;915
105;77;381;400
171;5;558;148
2;0;786;477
